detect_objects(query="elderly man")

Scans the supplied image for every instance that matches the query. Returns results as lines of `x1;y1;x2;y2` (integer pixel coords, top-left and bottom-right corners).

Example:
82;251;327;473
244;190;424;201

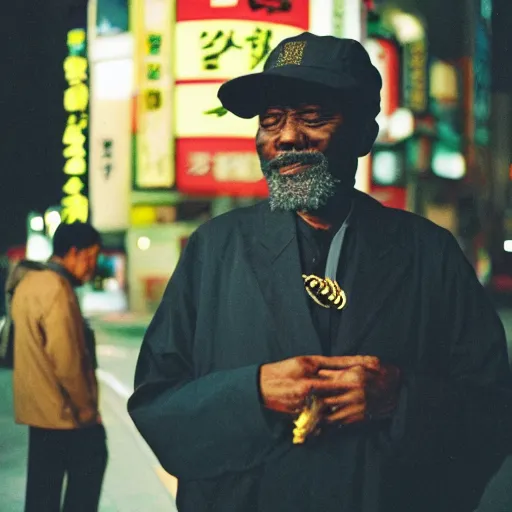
128;33;512;512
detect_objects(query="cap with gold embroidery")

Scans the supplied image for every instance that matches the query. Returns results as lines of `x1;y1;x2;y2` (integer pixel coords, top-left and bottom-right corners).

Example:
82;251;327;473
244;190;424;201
218;32;382;119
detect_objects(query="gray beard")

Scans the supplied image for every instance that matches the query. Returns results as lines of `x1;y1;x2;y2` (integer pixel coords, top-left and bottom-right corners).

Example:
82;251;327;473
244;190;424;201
260;151;340;212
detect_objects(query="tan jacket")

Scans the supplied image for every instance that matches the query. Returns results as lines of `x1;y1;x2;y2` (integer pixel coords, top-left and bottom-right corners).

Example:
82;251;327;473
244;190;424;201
11;268;100;429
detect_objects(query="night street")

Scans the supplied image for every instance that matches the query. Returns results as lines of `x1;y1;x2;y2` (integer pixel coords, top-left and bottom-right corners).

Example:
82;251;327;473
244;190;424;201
1;307;512;512
1;1;511;510
0;315;177;512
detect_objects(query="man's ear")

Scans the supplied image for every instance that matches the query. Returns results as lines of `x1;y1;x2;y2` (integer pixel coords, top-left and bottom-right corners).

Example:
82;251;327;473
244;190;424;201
67;246;79;259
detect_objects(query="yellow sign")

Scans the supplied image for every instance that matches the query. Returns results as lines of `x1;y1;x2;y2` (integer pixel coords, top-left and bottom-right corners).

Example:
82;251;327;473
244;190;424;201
130;205;158;226
175;20;303;80
404;39;428;114
175;83;258;138
62;28;89;223
135;0;175;189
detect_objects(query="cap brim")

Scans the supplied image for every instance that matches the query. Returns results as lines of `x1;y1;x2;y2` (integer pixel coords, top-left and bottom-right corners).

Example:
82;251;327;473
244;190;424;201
217;65;360;119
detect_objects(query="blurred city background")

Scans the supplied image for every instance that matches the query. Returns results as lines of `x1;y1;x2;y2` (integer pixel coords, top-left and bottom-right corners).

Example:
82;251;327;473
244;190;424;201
1;0;512;510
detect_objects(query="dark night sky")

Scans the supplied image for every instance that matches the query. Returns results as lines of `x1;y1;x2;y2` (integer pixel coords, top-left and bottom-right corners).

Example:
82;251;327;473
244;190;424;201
0;1;71;254
0;0;511;254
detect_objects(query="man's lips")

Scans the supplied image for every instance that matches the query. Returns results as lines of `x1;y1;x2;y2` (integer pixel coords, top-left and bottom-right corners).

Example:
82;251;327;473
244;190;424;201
278;163;313;176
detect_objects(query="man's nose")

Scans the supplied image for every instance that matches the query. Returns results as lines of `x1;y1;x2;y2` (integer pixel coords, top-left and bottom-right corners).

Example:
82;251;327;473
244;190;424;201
276;117;306;151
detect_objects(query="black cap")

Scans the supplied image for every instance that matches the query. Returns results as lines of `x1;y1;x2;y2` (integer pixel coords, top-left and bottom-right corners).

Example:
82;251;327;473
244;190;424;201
218;32;382;119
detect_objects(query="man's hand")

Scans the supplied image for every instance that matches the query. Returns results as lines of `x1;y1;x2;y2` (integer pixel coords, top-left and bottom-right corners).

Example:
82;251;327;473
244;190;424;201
319;363;402;425
259;355;380;415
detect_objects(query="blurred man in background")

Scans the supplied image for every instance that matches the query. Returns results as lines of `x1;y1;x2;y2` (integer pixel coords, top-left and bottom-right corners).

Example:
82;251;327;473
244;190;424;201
11;222;107;512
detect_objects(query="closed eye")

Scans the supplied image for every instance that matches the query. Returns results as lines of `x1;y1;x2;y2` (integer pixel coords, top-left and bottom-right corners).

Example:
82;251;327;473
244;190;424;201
260;111;283;128
297;109;337;126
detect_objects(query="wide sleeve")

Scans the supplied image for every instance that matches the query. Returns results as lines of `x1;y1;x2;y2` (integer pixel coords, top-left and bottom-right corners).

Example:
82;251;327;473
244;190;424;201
389;232;512;472
127;231;285;481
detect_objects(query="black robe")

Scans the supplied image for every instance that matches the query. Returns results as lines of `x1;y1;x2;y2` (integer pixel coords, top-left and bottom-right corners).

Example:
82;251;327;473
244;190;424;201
128;192;512;512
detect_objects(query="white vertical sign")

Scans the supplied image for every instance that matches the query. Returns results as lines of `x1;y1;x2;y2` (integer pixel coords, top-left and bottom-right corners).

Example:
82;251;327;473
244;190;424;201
341;0;366;42
89;34;134;230
309;0;335;36
310;0;367;42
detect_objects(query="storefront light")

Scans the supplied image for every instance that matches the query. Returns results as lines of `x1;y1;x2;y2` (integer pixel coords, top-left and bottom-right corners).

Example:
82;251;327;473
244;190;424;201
430;61;458;103
46;211;61;225
30;216;45;232
373;151;401;186
376;114;389;140
387;11;425;44
481;0;492;21
45;210;62;239
104;277;121;292
137;236;151;251
432;147;466;180
504;240;512;253
26;233;52;262
388;108;414;141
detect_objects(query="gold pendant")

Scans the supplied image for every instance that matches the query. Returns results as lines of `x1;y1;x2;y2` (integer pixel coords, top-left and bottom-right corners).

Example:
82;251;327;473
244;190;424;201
302;274;347;310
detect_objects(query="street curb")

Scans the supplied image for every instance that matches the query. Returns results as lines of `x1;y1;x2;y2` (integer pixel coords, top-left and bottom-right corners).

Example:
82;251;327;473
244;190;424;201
91;322;149;337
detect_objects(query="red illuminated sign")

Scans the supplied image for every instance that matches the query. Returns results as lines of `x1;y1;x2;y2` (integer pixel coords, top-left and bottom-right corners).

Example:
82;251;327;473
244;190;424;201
176;138;269;197
177;0;307;25
365;37;399;117
363;39;406;211
370;186;407;210
175;0;309;197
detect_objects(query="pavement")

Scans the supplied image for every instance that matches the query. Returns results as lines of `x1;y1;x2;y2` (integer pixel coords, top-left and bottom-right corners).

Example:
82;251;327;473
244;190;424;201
1;307;512;511
0;314;177;512
88;312;153;337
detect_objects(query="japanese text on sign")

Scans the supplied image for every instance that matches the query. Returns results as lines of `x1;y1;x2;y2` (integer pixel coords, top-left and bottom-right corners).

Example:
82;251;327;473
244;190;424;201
136;0;175;189
200;27;273;71
144;33;163;111
62;28;89;223
199;26;273;117
404;39;428;114
175;20;302;80
102;139;114;179
249;0;292;13
188;151;262;182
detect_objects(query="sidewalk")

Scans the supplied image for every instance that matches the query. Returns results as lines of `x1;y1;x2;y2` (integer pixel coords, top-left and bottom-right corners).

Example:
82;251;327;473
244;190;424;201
87;312;152;340
0;368;177;512
0;369;26;510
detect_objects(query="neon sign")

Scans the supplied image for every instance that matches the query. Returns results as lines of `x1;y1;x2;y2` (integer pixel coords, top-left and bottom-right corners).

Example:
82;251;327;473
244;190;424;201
403;39;428;114
62;28;89;223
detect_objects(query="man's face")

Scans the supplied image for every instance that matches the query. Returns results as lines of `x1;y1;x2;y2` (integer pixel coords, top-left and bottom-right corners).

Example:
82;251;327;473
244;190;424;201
256;94;357;212
69;244;100;284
